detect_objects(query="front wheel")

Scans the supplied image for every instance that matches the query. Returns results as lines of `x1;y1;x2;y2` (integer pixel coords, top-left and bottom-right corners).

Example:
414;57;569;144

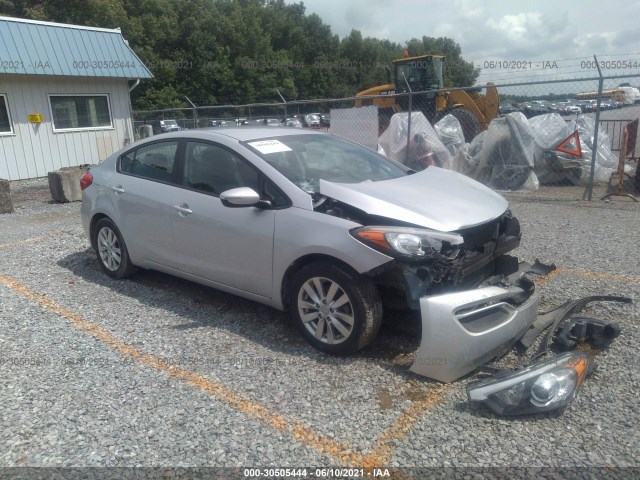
289;263;382;355
94;218;138;279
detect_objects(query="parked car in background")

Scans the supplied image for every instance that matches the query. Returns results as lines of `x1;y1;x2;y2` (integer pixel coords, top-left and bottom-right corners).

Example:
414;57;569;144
519;102;550;118
242;118;263;126
140;119;183;137
282;117;303;128
209;119;236;127
159;119;181;133
264;118;282;127
320;114;331;128
575;100;596;113
599;100;622;110
557;102;581;115
498;104;518;115
301;113;321;128
80;127;530;383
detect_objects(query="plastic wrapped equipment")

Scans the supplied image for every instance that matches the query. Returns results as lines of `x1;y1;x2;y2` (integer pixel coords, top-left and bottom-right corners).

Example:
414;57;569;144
565;116;615;184
434;114;465;156
458;112;538;191
378;112;451;170
529;113;582;185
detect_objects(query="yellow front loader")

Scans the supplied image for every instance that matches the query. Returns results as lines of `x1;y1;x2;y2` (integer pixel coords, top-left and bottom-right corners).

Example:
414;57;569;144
355;54;499;141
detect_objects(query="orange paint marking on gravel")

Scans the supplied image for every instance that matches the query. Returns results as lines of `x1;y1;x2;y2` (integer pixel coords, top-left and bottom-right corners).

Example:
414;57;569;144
0;274;453;467
0;233;58;250
360;384;450;467
535;268;562;286
563;268;640;284
0;274;361;465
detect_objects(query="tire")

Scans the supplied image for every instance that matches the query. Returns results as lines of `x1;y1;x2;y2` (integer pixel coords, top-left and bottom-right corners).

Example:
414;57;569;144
93;218;138;279
288;262;382;355
485;137;532;190
444;108;483;143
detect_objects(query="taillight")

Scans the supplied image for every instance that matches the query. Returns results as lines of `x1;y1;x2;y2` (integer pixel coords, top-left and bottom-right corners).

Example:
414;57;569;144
80;172;93;190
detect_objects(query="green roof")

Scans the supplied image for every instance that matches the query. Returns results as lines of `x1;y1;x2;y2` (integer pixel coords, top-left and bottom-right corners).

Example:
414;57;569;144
0;16;152;79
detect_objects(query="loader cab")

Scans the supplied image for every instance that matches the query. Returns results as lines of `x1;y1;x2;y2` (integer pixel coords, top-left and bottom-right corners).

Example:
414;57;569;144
394;55;445;94
394;54;445;118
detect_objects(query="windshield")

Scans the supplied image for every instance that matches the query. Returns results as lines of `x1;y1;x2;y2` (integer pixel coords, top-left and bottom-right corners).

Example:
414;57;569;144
244;134;408;194
396;57;443;92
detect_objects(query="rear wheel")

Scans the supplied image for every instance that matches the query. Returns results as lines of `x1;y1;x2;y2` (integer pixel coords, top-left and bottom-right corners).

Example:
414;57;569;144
289;263;382;355
94;218;138;279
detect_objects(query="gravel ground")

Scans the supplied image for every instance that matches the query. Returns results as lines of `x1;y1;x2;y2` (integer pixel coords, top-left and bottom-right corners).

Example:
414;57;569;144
0;179;638;476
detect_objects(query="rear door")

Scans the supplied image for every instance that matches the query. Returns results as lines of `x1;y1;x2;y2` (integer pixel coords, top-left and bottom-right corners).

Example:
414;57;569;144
110;140;181;266
169;141;277;298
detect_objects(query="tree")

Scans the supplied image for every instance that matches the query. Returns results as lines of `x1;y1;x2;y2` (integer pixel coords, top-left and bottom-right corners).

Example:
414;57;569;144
405;36;480;87
0;0;480;108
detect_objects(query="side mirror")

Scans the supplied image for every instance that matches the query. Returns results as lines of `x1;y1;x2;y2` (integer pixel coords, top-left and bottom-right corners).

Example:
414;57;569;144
219;187;271;208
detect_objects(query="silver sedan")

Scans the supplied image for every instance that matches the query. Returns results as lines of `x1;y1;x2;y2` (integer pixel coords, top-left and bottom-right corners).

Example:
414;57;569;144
81;127;531;382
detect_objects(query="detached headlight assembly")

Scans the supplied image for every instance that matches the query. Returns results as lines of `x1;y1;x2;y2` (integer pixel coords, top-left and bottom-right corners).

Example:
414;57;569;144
466;352;593;415
351;226;463;261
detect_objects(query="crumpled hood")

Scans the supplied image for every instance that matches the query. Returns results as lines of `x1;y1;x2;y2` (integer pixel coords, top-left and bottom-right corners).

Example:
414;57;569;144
319;167;508;232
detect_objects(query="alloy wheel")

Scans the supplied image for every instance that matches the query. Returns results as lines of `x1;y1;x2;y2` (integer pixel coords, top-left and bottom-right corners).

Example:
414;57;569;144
297;276;355;345
97;226;122;272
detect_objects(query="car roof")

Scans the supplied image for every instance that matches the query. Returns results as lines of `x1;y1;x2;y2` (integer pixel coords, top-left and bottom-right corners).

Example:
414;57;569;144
143;127;324;143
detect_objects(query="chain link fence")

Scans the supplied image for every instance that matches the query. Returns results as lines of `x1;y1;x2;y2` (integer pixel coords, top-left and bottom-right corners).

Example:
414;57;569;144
133;73;640;201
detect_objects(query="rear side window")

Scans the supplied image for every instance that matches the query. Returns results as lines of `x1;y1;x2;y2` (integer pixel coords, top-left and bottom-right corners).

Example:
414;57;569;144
119;141;179;183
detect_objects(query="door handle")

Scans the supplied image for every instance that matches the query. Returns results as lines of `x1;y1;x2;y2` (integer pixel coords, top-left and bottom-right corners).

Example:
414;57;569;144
173;204;193;216
110;185;125;194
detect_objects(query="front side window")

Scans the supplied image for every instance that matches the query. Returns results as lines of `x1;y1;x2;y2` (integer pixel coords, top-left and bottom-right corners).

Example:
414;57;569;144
49;95;112;131
119;141;179;183
183;142;259;195
0;94;13;134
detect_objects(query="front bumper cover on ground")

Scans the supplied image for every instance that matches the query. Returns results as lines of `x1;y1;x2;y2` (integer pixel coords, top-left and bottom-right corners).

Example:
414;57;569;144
410;284;540;382
409;261;631;386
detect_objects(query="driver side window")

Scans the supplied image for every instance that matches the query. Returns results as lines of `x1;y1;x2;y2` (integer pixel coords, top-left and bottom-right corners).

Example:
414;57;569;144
183;142;259;195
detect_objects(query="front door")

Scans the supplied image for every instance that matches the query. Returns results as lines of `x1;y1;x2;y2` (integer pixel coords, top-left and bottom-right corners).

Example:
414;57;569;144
170;141;275;298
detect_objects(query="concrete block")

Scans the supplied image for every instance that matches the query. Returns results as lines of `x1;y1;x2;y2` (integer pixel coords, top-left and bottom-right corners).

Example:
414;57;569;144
0;179;14;214
48;166;89;203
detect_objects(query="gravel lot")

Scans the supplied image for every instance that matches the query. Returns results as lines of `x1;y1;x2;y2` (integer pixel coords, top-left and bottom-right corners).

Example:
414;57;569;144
0;179;638;477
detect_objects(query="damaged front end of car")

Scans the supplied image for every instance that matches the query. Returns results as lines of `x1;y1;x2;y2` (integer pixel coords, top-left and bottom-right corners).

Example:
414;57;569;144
316;170;630;415
350;211;629;415
348;207;537;384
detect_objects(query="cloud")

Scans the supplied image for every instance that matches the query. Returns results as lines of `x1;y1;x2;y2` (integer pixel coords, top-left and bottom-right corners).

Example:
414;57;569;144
456;0;484;19
293;0;640;81
486;12;543;42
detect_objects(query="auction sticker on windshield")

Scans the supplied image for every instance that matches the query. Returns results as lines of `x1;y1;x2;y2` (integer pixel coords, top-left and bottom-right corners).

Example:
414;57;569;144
248;139;292;154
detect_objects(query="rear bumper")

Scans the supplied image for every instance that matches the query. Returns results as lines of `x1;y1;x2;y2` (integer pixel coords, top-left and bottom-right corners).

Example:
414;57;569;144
410;285;540;382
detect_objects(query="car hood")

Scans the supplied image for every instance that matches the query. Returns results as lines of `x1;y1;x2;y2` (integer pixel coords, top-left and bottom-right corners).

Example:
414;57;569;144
319;167;508;232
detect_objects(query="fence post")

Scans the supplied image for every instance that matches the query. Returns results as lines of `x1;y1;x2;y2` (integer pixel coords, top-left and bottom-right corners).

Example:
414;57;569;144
586;56;604;201
402;74;413;161
184;96;197;129
276;89;287;121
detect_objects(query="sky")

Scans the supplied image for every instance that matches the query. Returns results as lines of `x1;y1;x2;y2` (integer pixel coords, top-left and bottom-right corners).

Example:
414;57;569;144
294;0;640;87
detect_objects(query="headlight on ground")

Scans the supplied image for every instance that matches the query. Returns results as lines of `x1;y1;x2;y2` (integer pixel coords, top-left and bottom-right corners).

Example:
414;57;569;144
351;226;463;260
466;352;593;415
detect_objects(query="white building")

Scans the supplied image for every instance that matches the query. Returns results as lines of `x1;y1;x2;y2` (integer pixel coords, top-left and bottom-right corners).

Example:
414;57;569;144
0;16;152;180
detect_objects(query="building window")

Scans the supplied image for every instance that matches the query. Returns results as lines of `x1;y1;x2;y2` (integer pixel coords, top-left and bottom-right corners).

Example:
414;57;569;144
0;94;13;135
49;94;113;131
